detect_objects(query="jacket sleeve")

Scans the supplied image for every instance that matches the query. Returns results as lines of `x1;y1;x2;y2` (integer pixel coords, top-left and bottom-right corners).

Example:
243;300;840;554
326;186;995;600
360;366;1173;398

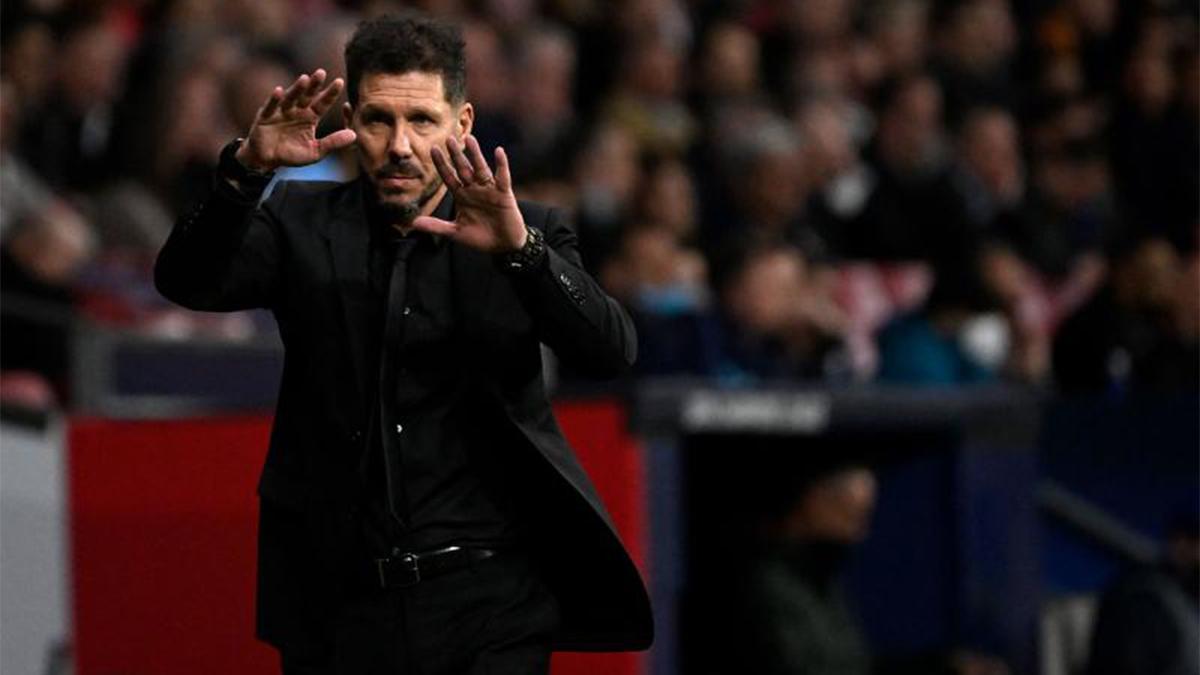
154;177;287;312
509;206;637;378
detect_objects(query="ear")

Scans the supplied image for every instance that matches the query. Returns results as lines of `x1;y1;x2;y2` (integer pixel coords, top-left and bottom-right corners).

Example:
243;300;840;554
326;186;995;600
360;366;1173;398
457;102;474;137
342;101;354;129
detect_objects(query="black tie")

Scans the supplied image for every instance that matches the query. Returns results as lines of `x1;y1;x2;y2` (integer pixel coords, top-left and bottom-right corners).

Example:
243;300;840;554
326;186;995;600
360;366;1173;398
377;236;418;528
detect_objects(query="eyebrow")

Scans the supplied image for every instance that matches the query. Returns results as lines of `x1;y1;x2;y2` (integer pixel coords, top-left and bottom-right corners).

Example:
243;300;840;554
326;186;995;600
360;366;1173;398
359;101;444;115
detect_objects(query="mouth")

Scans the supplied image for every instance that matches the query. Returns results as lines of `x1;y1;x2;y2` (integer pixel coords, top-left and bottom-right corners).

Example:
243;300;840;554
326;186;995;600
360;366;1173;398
379;175;420;189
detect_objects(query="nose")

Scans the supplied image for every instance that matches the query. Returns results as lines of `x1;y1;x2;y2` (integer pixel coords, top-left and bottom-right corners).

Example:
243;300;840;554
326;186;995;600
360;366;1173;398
388;125;414;162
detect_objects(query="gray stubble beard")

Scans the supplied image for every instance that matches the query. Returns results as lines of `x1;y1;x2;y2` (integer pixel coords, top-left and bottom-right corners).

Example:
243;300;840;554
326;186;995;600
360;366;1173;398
376;175;445;225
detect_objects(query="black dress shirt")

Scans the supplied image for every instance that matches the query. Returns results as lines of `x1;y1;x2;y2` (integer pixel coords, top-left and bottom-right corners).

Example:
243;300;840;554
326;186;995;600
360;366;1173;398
358;192;524;556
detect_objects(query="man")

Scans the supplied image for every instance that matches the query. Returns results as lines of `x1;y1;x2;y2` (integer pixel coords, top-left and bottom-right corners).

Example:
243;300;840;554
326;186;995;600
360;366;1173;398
1086;512;1199;675
733;464;877;675
155;13;652;674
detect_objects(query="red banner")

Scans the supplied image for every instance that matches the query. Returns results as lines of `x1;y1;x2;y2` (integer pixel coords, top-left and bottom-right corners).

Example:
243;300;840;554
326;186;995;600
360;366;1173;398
68;400;646;675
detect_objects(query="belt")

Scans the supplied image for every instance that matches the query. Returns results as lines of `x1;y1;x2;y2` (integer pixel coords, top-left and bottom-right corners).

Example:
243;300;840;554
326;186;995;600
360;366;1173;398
373;545;498;589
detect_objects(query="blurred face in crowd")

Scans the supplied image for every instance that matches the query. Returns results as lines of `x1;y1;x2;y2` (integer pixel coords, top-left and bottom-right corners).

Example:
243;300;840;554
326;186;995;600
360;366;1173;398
787;0;854;43
725;248;808;336
576;125;641;213
1124;48;1175;115
1071;0;1117;35
626;38;685;100
639;159;697;238
344;71;473;223
790;47;852;100
163;69;236;172
225;0;292;45
941;0;1016;71
959;109;1023;204
1034;152;1109;212
3;21;55;105
464;21;510;112
58;22;126;111
1118;238;1181;311
8;202;96;286
516;29;576;127
699;22;760;99
879;76;945;173
784;467;878;543
796;99;856;185
747;147;806;228
868;0;929;75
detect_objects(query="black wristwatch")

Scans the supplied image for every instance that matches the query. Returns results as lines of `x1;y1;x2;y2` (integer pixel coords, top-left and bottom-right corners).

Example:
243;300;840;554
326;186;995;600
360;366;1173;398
502;225;548;273
218;138;275;194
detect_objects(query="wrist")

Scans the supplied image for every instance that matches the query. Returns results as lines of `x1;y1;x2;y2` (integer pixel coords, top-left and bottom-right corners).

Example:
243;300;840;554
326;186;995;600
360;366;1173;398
233;140;276;174
501;224;547;274
219;138;275;196
509;226;529;252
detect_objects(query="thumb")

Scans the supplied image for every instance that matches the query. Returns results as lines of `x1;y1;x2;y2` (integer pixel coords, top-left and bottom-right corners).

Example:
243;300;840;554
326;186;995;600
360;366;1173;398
410;215;459;238
316;128;357;156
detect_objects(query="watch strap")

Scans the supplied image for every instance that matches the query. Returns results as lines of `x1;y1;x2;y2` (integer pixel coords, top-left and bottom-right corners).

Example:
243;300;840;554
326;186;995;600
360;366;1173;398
218;138;275;195
502;225;548;274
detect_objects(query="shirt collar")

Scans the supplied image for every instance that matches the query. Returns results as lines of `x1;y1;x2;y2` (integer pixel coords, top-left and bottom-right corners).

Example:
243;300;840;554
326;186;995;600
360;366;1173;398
364;182;454;249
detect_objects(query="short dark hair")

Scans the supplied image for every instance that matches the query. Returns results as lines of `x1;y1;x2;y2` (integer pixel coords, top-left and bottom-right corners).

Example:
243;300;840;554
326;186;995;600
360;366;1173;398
343;13;466;106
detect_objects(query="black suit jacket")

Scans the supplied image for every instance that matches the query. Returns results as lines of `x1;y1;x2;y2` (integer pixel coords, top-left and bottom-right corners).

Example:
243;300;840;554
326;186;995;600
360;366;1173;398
154;177;653;653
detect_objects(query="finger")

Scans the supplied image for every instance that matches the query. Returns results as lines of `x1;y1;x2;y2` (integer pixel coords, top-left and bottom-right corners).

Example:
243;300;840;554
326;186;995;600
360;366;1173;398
311;78;344;117
464;135;494;185
258;85;285;120
280;73;310;111
447;135;474;183
411;215;460;238
316;128;356;156
430;146;463;191
495;146;512;193
296;68;326;109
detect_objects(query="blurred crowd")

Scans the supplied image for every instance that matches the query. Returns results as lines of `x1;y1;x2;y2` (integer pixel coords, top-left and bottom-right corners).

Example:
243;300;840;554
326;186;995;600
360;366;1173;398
2;0;1198;404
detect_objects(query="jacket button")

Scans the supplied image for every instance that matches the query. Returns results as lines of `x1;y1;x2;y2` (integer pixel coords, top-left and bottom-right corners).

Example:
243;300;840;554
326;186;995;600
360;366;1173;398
347;429;363;443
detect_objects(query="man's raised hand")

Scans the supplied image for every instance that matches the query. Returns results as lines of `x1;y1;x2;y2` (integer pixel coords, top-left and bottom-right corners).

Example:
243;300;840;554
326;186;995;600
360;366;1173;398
412;134;528;254
235;68;357;172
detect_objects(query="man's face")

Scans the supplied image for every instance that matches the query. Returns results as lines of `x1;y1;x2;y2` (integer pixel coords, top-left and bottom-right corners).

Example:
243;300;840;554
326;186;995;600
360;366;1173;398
344;71;473;223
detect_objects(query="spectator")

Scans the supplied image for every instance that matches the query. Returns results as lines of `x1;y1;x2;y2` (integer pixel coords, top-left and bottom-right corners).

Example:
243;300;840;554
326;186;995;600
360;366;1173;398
0;77;53;238
930;0;1019;125
714;116;816;254
603;30;697;156
572;122;642;270
853;73;957;261
713;242;848;381
461;19;517;156
0;201;97;400
863;0;931;78
694;20;763;109
733;464;878;675
602;158;717;375
794;95;873;257
1111;40;1199;252
875;255;1008;385
1085;512;1200;675
1053;237;1200;393
20;15;129;192
508;23;580;182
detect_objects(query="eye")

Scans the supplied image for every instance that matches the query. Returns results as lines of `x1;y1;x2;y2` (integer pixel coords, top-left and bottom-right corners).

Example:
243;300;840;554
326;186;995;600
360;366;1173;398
362;111;391;127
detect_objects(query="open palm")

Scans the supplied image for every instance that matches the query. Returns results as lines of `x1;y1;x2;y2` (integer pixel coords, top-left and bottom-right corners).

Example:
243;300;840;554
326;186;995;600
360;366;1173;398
237;68;356;172
411;134;528;254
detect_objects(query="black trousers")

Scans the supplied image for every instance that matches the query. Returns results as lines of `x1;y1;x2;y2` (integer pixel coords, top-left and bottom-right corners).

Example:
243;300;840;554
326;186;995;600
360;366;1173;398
280;551;560;675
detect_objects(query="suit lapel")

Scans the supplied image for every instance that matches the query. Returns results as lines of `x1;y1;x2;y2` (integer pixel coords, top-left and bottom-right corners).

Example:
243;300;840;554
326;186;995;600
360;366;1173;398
320;179;371;407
